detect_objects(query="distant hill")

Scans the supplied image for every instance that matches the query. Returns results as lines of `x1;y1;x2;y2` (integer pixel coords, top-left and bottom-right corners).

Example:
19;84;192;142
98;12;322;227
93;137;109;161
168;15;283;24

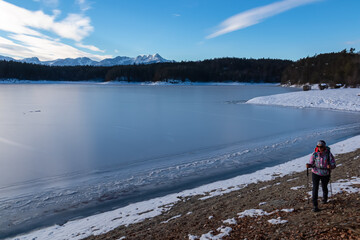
0;53;173;66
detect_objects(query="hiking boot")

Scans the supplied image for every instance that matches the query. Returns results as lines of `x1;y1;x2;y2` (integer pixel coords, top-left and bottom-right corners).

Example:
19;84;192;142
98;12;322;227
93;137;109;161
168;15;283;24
322;200;328;204
313;207;320;212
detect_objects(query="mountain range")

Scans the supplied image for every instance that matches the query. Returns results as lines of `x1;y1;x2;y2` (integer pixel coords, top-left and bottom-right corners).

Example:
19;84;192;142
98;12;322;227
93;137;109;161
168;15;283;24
0;54;174;66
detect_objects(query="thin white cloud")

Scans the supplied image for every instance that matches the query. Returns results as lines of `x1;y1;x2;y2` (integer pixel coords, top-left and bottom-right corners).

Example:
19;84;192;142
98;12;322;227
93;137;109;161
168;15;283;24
52;9;61;18
53;13;93;41
0;36;34;59
0;0;93;42
345;40;360;45
0;0;109;60
33;0;59;8
207;0;320;39
76;0;91;12
0;34;111;61
172;13;181;17
76;42;105;52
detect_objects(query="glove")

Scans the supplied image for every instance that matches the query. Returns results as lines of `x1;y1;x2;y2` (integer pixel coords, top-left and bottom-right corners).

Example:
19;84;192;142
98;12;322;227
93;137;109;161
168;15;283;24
306;163;312;169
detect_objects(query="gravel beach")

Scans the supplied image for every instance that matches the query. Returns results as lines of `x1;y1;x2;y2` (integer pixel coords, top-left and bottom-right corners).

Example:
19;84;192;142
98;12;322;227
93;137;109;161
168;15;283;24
83;148;360;240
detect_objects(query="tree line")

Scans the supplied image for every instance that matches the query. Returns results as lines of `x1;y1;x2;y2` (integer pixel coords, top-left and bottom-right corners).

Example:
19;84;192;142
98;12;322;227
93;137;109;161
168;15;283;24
104;58;291;83
0;58;290;83
281;49;360;87
0;51;359;86
0;61;109;81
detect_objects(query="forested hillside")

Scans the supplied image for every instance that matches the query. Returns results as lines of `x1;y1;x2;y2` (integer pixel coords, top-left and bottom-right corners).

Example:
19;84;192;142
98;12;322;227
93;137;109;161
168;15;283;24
1;51;359;86
104;58;291;83
281;49;360;87
0;58;291;83
0;61;109;81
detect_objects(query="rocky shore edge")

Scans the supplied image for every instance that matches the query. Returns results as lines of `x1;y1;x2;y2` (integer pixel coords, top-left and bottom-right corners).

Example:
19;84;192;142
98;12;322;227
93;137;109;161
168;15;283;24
83;148;360;240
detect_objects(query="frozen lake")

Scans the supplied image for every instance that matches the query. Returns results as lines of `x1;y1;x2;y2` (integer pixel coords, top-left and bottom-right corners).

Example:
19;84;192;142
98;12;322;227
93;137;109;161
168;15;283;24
1;83;360;238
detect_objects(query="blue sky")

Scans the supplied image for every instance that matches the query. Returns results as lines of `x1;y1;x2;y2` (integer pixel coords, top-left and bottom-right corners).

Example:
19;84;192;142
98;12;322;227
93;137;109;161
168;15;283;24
0;0;359;61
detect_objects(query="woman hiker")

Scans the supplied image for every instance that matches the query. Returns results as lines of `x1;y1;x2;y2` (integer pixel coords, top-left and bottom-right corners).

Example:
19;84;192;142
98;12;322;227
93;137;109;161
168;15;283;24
306;140;336;212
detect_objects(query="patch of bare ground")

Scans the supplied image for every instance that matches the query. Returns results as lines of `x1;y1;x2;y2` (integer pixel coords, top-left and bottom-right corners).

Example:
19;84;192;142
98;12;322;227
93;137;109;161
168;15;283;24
83;149;360;240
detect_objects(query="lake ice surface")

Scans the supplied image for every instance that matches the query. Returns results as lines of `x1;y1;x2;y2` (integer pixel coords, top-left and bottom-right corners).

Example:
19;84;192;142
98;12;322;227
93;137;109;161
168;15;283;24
0;84;359;238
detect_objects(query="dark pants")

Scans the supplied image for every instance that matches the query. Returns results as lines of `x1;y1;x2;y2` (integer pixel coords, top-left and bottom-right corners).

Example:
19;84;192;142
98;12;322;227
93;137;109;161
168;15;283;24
312;173;330;207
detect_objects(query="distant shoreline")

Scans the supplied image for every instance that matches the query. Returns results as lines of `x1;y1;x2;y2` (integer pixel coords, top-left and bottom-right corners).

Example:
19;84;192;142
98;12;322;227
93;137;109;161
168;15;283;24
0;79;280;86
12;135;360;240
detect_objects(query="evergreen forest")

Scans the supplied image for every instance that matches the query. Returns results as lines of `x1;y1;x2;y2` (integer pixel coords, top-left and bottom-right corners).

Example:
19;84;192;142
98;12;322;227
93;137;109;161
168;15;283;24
281;49;360;87
0;50;359;87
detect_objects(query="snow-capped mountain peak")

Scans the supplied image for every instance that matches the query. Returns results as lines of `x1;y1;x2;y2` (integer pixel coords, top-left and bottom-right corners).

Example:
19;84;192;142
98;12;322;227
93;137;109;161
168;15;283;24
0;55;16;61
98;56;134;66
22;57;41;64
43;57;98;66
134;53;168;64
0;54;173;66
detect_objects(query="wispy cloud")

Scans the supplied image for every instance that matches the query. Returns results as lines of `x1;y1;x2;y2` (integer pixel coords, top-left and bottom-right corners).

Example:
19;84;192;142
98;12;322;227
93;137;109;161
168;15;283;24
76;0;91;12
52;13;93;42
0;34;111;61
172;13;181;17
33;0;59;8
0;0;109;60
76;42;105;52
0;0;93;41
345;39;360;45
207;0;320;39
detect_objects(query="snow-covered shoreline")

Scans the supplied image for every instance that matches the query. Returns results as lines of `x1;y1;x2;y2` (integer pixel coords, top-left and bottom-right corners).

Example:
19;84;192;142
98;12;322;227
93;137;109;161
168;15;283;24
101;81;279;86
11;138;360;240
8;86;360;240
247;88;360;112
0;79;279;86
0;79;102;84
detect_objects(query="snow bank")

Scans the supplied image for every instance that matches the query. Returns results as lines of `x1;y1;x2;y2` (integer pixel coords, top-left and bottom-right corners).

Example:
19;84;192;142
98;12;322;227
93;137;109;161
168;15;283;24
247;88;360;112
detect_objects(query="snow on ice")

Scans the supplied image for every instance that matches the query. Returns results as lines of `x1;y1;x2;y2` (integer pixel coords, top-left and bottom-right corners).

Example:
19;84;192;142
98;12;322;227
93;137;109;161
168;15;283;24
247;88;360;112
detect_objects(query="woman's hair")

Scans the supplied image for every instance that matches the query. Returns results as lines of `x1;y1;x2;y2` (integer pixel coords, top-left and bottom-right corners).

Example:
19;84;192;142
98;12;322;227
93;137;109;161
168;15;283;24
317;140;326;147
